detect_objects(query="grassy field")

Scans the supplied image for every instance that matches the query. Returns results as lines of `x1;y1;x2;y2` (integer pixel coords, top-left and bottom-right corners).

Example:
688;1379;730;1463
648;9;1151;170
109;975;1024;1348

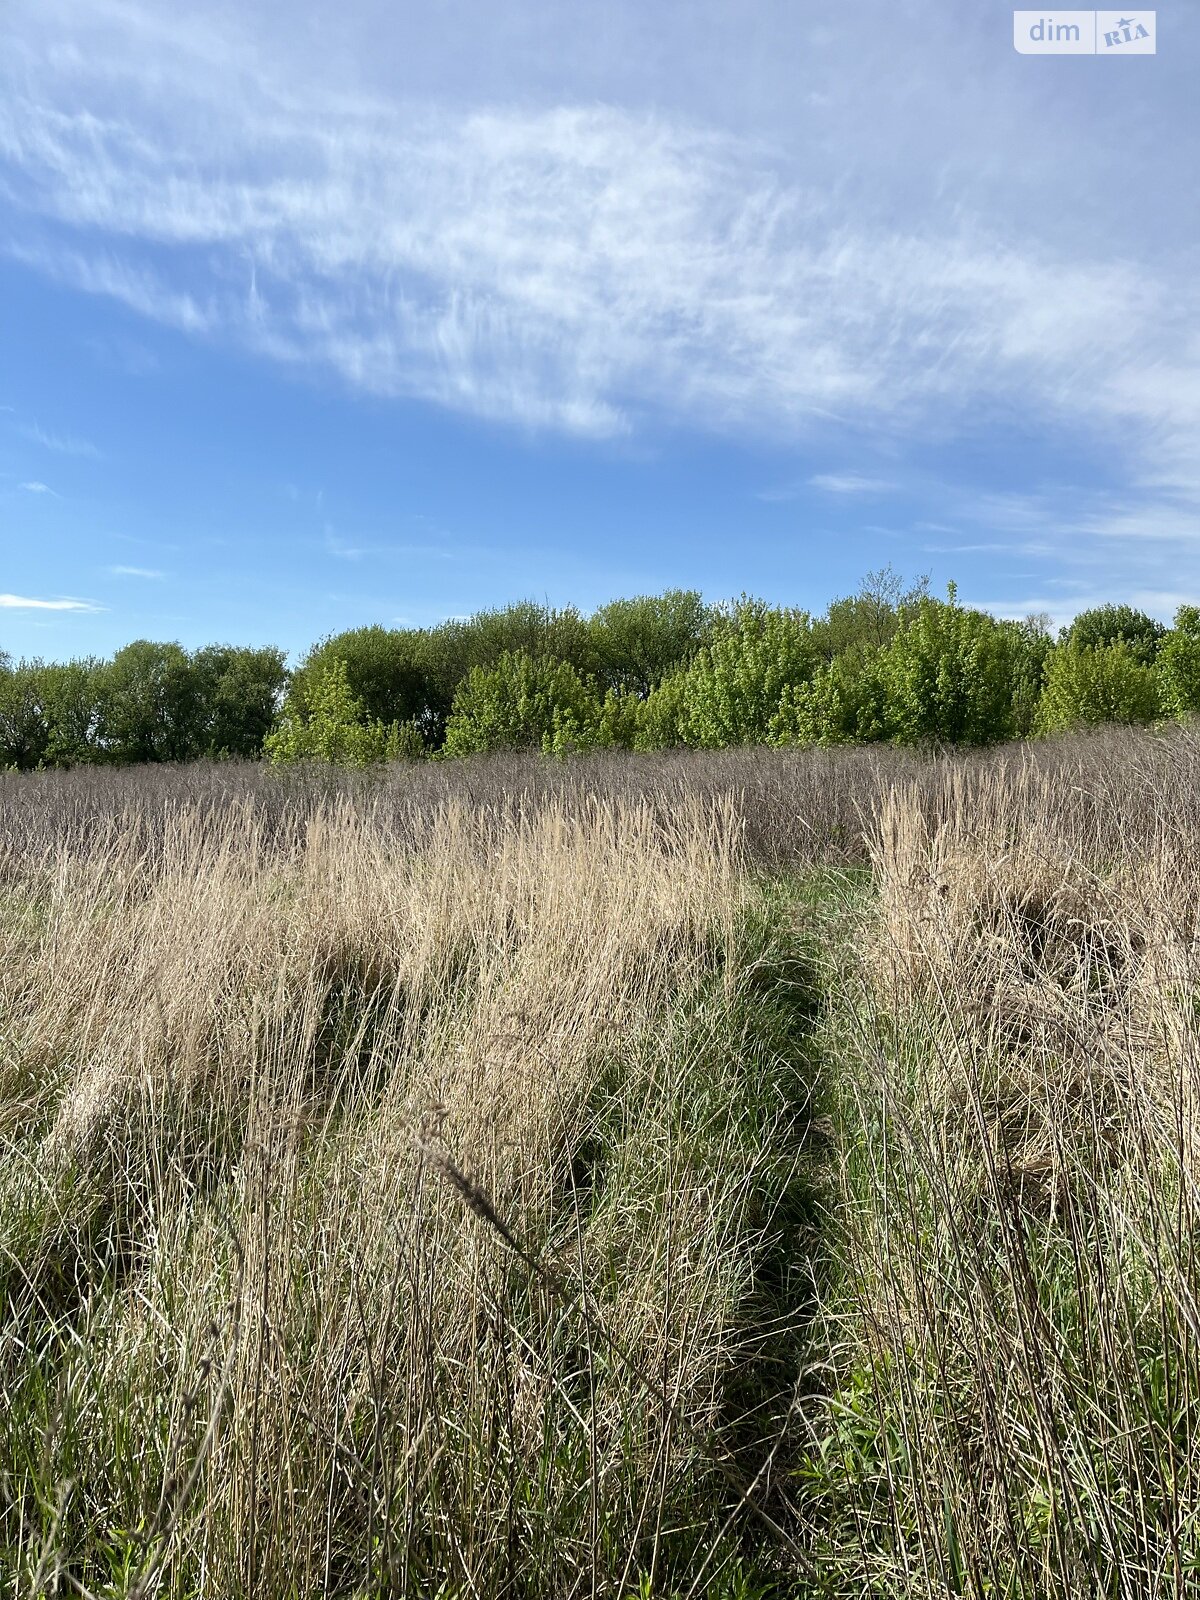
3;727;1200;1597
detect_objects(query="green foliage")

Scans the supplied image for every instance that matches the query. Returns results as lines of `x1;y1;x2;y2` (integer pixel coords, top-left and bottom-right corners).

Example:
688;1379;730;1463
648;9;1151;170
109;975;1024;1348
878;588;1037;746
632;670;692;750
96;641;201;763
426;601;599;691
0;665;43;770
0;646;282;770
1064;603;1166;666
441;651;604;757
1007;614;1055;737
265;659;420;766
1159;606;1200;719
588;589;712;695
546;688;643;756
37;660;106;766
0;659;88;769
1036;640;1162;733
291;626;439;740
190;645;289;758
1;577;1184;770
94;641;288;765
809;565;929;661
667;601;817;748
770;651;892;746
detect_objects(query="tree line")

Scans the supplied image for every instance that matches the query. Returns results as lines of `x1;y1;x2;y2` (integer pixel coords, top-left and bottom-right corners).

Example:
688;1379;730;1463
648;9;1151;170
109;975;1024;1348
3;572;1199;770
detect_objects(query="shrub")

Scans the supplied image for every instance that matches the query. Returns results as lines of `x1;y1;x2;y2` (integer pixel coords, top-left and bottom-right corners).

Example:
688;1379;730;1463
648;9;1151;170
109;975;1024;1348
424;602;601;709
1158;606;1200;719
669;601;817;748
1064;603;1166;665
808;565;929;660
588;590;713;695
265;659;420;766
770;651;893;746
879;588;1038;746
441;651;603;757
546;687;642;755
1036;640;1161;733
633;670;693;750
291;626;443;741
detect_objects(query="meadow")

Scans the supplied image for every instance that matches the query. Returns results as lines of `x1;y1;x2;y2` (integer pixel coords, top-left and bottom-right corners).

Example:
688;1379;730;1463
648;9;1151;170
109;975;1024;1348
3;725;1200;1597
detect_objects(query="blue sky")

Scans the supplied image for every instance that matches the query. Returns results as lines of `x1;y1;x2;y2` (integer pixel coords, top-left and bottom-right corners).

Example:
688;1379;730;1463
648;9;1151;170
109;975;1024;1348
2;1;1197;661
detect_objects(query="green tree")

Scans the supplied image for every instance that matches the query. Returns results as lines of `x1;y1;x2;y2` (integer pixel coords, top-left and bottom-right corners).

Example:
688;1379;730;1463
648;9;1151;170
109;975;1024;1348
1036;641;1161;733
632;670;692;750
291;627;439;744
667;602;817;748
770;651;893;746
545;688;642;755
589;590;712;695
1007;615;1055;737
0;659;105;770
192;645;288;758
42;660;105;765
424;602;601;713
1159;606;1200;719
265;659;419;766
878;588;1035;746
442;652;603;757
1064;604;1166;666
0;661;51;769
809;566;929;661
95;641;203;763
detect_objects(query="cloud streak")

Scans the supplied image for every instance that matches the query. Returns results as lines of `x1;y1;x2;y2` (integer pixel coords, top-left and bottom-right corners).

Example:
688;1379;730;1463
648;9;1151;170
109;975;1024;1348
20;422;102;459
1;0;1199;621
1;0;1195;479
808;473;896;495
0;593;103;611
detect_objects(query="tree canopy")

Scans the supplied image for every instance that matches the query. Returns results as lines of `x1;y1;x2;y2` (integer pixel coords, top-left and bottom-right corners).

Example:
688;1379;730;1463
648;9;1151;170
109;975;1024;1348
3;578;1196;771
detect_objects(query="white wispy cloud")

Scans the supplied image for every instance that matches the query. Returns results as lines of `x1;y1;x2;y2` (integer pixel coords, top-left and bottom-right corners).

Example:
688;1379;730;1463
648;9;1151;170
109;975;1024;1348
19;480;57;495
969;589;1195;633
0;593;103;611
922;540;1056;557
108;564;164;578
807;473;897;495
324;532;372;562
325;527;454;562
1;0;1199;614
758;472;898;503
20;422;102;459
0;0;1194;466
1079;503;1200;543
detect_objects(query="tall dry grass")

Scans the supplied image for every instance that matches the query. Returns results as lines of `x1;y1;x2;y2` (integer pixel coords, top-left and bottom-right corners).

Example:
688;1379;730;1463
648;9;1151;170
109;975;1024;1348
813;756;1200;1595
6;721;1200;872
8;726;1200;1596
0;795;816;1598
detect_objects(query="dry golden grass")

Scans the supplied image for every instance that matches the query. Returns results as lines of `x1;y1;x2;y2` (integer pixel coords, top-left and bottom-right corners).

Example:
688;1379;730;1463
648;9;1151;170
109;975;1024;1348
1;794;813;1598
816;752;1200;1595
8;727;1200;1597
869;760;1200;1189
